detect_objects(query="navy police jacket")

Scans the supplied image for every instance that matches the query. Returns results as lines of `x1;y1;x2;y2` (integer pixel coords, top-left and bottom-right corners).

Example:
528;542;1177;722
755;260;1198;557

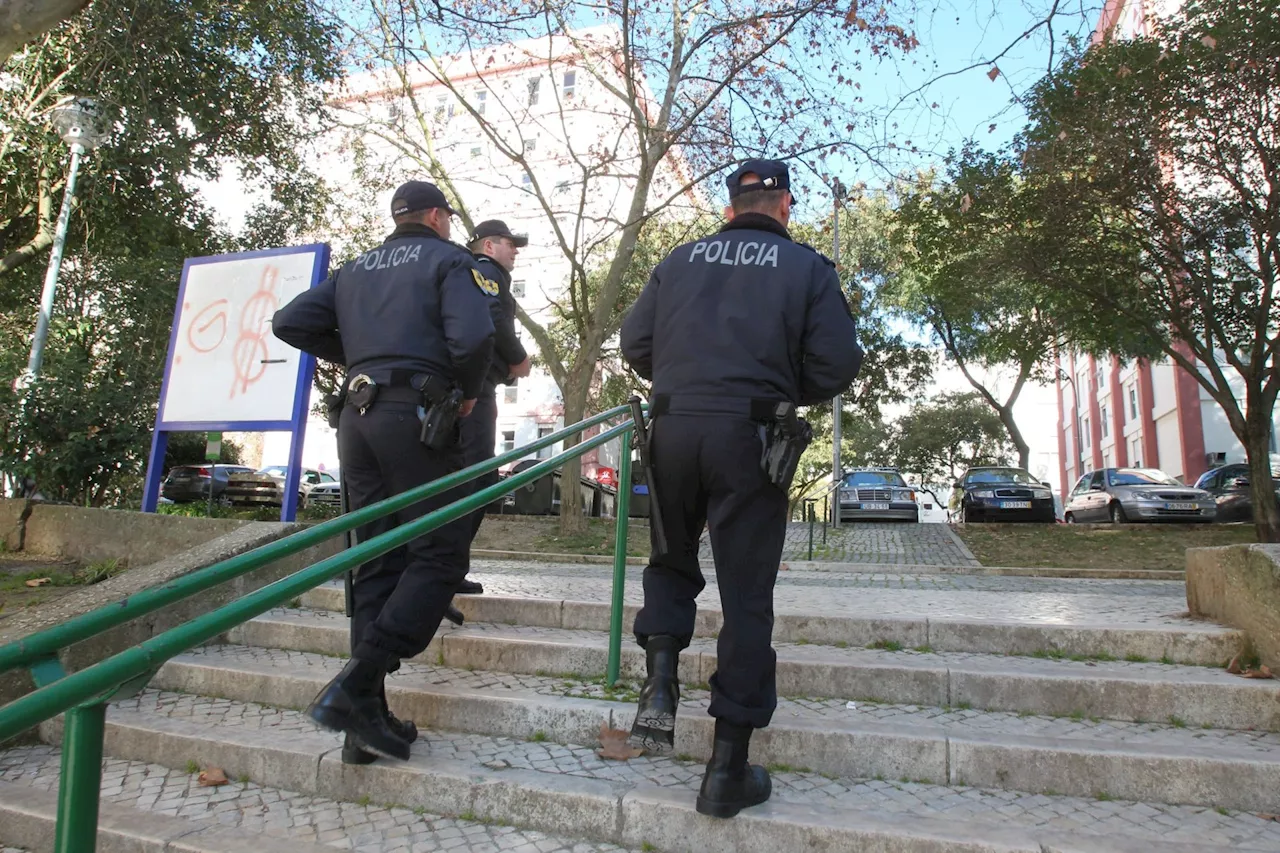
473;253;529;391
621;212;863;407
272;223;496;399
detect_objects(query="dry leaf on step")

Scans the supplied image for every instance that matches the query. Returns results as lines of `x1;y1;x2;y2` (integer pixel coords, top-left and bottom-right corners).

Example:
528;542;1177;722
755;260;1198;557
1258;813;1280;822
1227;654;1244;674
1243;666;1274;680
198;768;229;787
597;723;643;761
24;578;50;588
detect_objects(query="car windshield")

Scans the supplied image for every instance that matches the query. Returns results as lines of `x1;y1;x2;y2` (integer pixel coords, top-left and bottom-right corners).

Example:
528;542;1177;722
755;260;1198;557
964;468;1039;486
260;466;287;476
1107;468;1181;487
844;471;907;487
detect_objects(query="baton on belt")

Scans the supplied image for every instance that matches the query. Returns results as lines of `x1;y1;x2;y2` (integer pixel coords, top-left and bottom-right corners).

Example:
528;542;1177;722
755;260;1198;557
339;471;464;627
629;395;668;558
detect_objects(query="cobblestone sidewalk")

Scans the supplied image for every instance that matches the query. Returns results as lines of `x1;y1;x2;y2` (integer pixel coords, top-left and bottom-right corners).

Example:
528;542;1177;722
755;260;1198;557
696;522;979;566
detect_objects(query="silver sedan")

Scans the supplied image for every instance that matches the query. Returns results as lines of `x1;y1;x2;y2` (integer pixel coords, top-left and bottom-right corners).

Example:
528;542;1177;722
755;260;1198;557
1063;467;1216;524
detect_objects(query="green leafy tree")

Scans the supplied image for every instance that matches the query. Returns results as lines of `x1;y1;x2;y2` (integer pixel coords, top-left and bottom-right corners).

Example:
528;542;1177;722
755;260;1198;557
1017;0;1280;540
891;391;1016;486
0;0;339;503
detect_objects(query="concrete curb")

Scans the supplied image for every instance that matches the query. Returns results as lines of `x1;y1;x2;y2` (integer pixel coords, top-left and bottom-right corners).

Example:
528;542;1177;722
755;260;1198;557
470;549;1184;578
0;779;332;853
36;707;1262;852
153;646;1280;811
299;587;1244;666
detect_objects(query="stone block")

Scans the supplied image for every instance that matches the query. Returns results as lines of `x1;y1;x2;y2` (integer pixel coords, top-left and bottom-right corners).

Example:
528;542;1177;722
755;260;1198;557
1187;543;1280;670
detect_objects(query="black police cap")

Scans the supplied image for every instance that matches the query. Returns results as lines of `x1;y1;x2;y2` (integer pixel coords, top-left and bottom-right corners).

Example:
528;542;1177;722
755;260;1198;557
469;219;529;247
725;159;796;203
390;180;456;217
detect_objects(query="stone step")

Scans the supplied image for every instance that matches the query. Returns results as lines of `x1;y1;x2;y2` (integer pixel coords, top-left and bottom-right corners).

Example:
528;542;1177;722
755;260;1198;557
150;645;1280;812
0;747;635;853
0;777;332;853
233;608;1280;732
33;690;1280;853
300;584;1243;665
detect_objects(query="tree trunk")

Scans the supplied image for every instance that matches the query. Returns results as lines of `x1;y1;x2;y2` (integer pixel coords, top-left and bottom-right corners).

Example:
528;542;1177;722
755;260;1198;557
1243;427;1280;543
997;404;1031;470
0;0;90;64
557;368;591;535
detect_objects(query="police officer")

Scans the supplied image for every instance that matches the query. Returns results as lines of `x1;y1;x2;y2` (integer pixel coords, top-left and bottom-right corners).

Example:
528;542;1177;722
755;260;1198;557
620;160;863;817
455;220;533;593
272;180;497;762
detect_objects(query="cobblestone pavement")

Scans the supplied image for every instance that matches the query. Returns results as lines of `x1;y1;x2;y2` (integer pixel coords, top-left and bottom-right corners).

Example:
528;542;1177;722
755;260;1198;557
185;645;1280;758
460;561;1200;628
698;522;979;565
10;692;1280;850
0;745;636;853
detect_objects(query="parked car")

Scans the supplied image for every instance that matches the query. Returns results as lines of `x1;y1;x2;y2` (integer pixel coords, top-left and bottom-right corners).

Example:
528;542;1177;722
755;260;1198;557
1193;463;1280;523
161;464;255;503
305;479;342;510
259;465;337;503
224;469;285;505
1063;467;1216;524
954;467;1056;523
836;468;919;523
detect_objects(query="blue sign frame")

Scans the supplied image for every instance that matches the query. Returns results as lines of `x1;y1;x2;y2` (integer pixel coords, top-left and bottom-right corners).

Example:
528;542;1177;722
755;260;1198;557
140;243;331;521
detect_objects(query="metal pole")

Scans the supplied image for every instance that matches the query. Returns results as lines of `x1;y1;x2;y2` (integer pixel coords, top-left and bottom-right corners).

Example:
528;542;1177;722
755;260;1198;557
23;143;85;388
607;432;634;685
807;503;815;560
54;702;106;853
831;179;843;529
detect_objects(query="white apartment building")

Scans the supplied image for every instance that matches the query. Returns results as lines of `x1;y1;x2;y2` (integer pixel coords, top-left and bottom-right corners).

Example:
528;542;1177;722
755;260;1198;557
260;27;699;480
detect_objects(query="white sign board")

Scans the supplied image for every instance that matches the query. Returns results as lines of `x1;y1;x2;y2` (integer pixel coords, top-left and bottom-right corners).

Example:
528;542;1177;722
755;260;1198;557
158;246;324;427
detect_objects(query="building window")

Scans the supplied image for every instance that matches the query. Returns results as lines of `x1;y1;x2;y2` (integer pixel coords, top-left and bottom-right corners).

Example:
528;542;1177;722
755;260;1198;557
504;379;518;404
386;102;403;124
512;279;526;298
536;426;555;459
475;90;486;115
563;70;576;98
1130;437;1141;468
555;180;571;194
501;430;516;453
434;95;447;121
1128;385;1139;420
1101;405;1109;439
521;172;533;188
527;76;540;106
524;136;537;154
470;142;483;158
1082;416;1091;449
1096;364;1105;390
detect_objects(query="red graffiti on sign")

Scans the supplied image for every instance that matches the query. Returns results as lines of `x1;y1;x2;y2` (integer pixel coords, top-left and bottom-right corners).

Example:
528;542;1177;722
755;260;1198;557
230;265;280;398
186;299;230;353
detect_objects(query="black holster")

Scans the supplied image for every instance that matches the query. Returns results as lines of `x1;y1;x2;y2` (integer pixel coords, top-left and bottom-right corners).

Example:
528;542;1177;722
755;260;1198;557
413;373;463;451
760;403;812;492
323;391;346;430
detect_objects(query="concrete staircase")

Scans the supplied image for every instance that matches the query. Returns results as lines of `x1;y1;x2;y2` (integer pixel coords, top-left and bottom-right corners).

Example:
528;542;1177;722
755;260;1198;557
3;562;1280;853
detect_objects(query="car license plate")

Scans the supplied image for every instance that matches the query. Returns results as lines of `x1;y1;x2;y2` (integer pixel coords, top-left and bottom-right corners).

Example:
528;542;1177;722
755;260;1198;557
861;502;890;511
1165;502;1198;511
1000;501;1032;509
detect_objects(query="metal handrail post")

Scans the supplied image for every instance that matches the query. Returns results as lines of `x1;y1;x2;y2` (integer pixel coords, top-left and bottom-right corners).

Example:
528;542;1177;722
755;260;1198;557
53;702;106;853
808;503;815;560
606;441;634;685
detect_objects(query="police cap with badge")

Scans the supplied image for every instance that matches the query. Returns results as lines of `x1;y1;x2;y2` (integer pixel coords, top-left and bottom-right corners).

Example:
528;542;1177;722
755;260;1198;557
468;219;529;248
725;159;797;204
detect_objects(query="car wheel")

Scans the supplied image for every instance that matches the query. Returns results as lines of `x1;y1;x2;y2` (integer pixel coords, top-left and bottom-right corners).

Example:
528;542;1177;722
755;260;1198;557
1064;512;1076;524
1110;502;1128;524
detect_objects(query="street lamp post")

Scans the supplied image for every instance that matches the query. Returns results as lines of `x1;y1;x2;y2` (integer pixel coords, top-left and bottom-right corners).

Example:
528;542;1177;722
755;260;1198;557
831;178;845;528
17;96;107;393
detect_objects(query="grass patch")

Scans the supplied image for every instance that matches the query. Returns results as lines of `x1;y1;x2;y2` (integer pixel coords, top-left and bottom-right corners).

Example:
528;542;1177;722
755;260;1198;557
1095;791;1114;802
913;645;935;654
1069;710;1085;722
530;731;548;743
1216;806;1230;816
356;795;372;807
867;639;904;652
953;523;1257;571
1168;715;1187;729
1124;654;1149;663
185;760;199;775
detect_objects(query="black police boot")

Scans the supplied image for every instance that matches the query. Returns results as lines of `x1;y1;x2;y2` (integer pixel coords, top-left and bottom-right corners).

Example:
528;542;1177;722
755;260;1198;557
308;658;411;761
456;579;484;595
695;719;772;819
341;686;419;765
626;635;681;755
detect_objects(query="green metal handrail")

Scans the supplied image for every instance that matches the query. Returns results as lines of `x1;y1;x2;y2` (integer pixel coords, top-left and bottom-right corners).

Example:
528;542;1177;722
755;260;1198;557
0;404;630;682
0;405;642;853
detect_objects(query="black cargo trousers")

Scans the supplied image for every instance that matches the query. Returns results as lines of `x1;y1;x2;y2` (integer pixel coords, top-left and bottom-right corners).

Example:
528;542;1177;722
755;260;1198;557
341;390;471;670
455;390;499;569
632;413;789;729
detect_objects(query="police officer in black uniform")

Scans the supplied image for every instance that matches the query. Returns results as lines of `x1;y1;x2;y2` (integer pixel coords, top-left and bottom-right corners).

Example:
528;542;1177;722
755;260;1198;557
620;160;863;817
455;220;533;592
272;180;497;762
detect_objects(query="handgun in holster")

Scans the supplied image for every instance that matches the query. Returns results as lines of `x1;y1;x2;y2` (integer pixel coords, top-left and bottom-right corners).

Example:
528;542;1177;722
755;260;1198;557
412;373;463;451
323;391;346;430
761;402;813;492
